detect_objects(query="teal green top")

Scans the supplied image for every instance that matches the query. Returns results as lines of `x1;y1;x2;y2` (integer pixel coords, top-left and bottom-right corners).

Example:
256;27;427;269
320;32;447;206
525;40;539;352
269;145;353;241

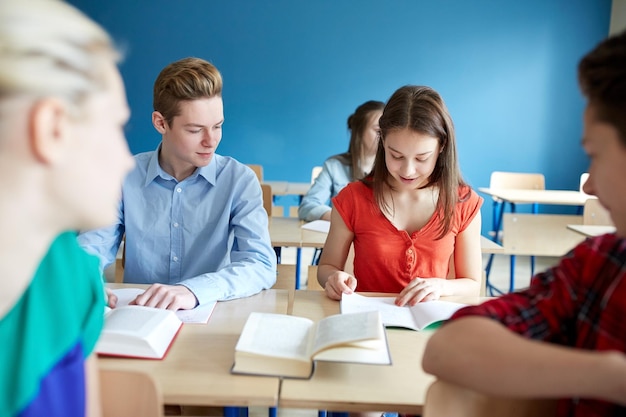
0;232;105;416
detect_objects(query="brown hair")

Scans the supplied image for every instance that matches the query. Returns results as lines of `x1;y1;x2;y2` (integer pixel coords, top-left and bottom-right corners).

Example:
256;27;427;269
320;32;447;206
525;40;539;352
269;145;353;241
339;100;385;180
153;57;223;127
578;30;626;145
368;85;468;239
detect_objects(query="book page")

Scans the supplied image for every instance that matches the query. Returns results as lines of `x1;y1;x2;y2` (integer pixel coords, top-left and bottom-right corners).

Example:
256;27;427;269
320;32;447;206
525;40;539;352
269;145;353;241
340;293;418;330
311;311;384;354
109;287;216;323
301;220;330;233
408;300;467;330
104;306;163;335
341;293;467;331
97;305;182;359
235;312;314;360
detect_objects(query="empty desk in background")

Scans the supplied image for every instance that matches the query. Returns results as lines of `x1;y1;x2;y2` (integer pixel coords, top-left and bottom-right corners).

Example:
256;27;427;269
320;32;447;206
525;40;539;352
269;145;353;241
567;224;616;237
269;217;504;290
279;291;482;415
263;181;311;217
478;188;590;207
99;285;289;412
269;217;304;288
478;188;590;294
300;219;503;253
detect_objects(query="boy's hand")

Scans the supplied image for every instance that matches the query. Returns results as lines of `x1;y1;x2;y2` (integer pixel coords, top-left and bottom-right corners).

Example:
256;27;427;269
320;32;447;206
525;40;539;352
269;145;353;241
131;283;198;311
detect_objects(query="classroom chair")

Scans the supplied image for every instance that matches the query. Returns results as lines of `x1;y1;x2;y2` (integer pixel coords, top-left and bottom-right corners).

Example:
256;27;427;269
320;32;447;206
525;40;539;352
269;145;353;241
579;172;590;195
261;183;273;217
484;171;545;295
423;379;557;417
306;265;325;290
583;198;613;226
100;369;163;417
247;164;264;182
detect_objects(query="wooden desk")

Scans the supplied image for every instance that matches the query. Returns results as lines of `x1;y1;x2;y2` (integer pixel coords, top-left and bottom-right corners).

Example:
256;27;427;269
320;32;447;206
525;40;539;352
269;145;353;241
264;181;311;197
279;291;481;414
270;217;504;290
269;216;303;247
478;188;590;206
264;181;311;217
479;187;590;294
567;224;616;237
99;285;290;409
277;217;504;253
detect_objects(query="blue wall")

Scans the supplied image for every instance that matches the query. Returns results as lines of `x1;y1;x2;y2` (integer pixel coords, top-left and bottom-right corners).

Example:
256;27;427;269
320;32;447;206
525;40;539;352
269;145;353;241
69;0;611;234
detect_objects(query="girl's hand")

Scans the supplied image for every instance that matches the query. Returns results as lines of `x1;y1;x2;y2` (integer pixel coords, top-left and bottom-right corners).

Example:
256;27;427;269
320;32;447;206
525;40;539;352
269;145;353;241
396;277;445;306
324;271;357;300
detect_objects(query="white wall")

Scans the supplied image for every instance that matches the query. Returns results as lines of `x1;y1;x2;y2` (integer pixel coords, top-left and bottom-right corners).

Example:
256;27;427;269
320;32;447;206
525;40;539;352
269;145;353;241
610;0;626;34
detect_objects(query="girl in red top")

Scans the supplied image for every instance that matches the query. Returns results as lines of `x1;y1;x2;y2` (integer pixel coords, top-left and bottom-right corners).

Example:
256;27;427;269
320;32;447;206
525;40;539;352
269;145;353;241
318;85;483;306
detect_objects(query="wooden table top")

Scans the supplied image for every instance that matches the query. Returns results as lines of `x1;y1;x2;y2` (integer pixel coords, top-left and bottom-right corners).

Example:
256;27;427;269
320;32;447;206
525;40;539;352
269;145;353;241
566;224;616;237
478;188;590;206
99;286;290;408
271;216;504;254
264;181;311;196
279;291;482;414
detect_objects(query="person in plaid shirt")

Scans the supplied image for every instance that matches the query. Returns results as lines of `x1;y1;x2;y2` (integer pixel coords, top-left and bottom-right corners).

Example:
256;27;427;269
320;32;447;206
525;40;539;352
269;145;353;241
422;30;626;417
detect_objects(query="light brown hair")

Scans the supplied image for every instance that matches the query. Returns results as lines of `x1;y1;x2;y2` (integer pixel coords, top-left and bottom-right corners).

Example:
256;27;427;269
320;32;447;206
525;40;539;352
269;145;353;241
153;57;223;127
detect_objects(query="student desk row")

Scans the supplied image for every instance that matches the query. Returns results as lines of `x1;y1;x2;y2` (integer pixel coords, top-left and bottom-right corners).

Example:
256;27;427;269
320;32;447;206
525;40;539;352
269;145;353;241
269;217;504;289
99;284;289;411
479;187;591;293
280;291;482;415
263;181;311;198
99;284;482;415
567;224;616;237
263;181;311;217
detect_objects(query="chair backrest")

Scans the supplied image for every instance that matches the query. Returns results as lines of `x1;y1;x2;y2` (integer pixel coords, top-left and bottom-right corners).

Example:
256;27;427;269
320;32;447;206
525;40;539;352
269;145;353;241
583;198;613;226
307;244;355;290
114;237;125;283
579;172;590;194
311;166;323;184
423;380;557;417
273;264;297;290
247;164;263;182
100;369;163;417
489;172;545;191
261;183;272;217
306;266;325;291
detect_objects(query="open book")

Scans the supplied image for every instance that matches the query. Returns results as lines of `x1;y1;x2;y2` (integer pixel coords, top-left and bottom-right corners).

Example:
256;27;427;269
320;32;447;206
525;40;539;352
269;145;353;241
231;310;391;379
301;220;330;233
110;287;217;324
341;293;466;331
96;305;182;359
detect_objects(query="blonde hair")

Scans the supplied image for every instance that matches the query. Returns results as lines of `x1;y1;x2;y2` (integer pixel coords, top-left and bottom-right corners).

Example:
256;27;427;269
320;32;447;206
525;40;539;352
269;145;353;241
0;0;119;115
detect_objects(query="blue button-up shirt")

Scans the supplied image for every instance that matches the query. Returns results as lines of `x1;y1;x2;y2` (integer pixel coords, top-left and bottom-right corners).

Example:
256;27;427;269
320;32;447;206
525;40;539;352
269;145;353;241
78;148;276;305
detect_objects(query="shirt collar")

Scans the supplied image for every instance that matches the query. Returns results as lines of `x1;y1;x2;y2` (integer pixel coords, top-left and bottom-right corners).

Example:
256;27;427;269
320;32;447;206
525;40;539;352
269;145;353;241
144;144;216;187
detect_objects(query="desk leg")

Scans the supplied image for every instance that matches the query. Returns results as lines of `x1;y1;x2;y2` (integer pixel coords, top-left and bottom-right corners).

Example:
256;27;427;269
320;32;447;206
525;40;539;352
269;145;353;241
295;248;302;289
224;407;248;417
485;200;506;295
274;247;282;264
